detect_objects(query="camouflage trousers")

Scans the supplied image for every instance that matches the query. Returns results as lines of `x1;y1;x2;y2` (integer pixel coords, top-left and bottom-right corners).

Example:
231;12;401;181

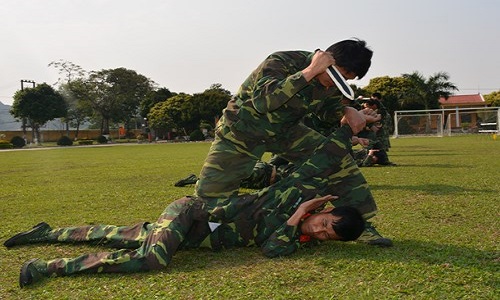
195;120;326;199
376;127;392;151
41;197;211;276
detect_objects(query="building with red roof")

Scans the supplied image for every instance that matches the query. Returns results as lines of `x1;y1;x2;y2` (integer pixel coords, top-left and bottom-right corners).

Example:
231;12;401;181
438;94;497;133
439;93;488;109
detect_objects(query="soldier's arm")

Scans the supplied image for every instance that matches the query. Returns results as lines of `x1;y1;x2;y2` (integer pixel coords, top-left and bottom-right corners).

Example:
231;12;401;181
260;223;300;258
261;196;335;258
252;51;332;113
251;56;308;113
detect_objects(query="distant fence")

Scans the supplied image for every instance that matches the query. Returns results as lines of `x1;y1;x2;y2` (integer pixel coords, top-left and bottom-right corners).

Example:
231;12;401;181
0;129;142;143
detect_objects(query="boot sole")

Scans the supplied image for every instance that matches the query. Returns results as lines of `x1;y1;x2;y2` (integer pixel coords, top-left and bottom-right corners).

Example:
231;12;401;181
4;222;50;248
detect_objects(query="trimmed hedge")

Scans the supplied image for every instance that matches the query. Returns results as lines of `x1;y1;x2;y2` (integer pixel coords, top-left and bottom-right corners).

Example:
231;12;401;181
10;136;26;148
57;136;73;146
189;129;205;141
78;140;94;145
0;139;13;149
97;135;108;144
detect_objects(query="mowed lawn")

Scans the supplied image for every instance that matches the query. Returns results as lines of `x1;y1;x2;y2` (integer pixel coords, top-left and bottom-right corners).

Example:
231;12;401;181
0;135;498;299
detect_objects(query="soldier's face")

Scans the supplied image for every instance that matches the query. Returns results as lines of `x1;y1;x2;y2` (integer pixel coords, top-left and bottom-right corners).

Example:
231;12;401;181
300;213;341;241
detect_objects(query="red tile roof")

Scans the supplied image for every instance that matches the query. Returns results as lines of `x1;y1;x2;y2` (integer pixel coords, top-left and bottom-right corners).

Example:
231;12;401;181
439;94;485;106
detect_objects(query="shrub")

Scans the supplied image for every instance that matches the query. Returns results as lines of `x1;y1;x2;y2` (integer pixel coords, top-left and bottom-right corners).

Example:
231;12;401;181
189;129;205;141
136;134;148;143
57;136;73;146
97;135;108;144
10;136;26;148
0;139;13;149
78;140;94;145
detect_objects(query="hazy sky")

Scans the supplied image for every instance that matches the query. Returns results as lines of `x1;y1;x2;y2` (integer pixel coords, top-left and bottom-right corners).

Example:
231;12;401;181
1;0;499;106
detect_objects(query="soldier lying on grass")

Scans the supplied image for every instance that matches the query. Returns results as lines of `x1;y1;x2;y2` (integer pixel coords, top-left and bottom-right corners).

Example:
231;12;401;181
5;194;363;288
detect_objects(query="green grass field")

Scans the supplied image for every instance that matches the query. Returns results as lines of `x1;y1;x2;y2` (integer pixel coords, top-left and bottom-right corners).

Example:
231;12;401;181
1;135;498;299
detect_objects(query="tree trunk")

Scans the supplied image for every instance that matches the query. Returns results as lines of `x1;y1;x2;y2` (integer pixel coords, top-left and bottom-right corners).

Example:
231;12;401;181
75;121;80;139
102;118;110;135
32;124;41;145
31;126;35;145
65;120;70;136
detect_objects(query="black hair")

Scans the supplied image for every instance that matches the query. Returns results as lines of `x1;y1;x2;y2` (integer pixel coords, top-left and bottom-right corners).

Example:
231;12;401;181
371;92;382;99
373;149;389;165
330;206;365;241
325;38;373;79
365;99;380;108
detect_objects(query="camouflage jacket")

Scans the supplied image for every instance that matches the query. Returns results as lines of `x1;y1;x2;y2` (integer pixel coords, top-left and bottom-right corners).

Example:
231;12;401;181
221;50;345;141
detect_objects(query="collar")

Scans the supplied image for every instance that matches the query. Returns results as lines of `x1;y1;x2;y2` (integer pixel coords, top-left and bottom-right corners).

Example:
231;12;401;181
299;235;311;243
299;213;312;243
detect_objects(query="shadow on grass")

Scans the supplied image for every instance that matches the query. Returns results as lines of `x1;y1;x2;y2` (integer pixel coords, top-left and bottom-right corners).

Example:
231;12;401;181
170;239;498;283
314;239;498;273
392;153;459;157
373;163;457;168
370;183;497;195
8;239;497;290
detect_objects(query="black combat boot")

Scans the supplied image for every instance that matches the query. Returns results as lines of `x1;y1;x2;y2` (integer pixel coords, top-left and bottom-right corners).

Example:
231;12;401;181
19;258;48;288
4;222;52;248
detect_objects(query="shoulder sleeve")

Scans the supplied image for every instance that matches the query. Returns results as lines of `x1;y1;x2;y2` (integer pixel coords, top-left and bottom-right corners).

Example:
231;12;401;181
251;52;310;113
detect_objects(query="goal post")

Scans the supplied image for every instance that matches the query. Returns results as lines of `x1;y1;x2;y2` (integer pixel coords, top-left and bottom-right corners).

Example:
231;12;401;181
393;111;443;137
393;107;499;138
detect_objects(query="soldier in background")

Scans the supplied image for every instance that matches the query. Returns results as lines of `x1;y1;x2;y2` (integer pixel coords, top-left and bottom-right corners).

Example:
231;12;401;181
369;92;393;152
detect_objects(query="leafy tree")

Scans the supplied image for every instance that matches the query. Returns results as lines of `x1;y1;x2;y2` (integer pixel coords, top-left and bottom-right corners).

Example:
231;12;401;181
58;79;93;138
147;84;231;140
86;68;155;134
484;90;500;106
147;101;174;139
48;59;87;85
361;76;411;115
192;83;231;128
49;60;91;137
11;83;67;144
148;93;192;139
139;87;176;118
400;71;458;110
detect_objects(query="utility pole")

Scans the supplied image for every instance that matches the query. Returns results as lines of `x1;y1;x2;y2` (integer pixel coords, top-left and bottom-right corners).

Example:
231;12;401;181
20;80;36;136
20;79;35;91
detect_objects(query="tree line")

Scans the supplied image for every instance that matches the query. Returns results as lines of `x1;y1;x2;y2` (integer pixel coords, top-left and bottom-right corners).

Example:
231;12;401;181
10;60;231;143
10;60;500;143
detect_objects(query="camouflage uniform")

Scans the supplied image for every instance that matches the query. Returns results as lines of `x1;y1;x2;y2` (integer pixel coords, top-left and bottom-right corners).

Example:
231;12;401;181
352;149;375;167
238;99;357;190
22;125;377;277
371;99;392;151
195;50;344;200
240;156;293;189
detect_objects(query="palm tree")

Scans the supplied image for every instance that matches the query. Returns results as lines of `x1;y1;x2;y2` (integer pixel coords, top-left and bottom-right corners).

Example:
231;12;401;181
400;71;458;133
401;71;458;110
